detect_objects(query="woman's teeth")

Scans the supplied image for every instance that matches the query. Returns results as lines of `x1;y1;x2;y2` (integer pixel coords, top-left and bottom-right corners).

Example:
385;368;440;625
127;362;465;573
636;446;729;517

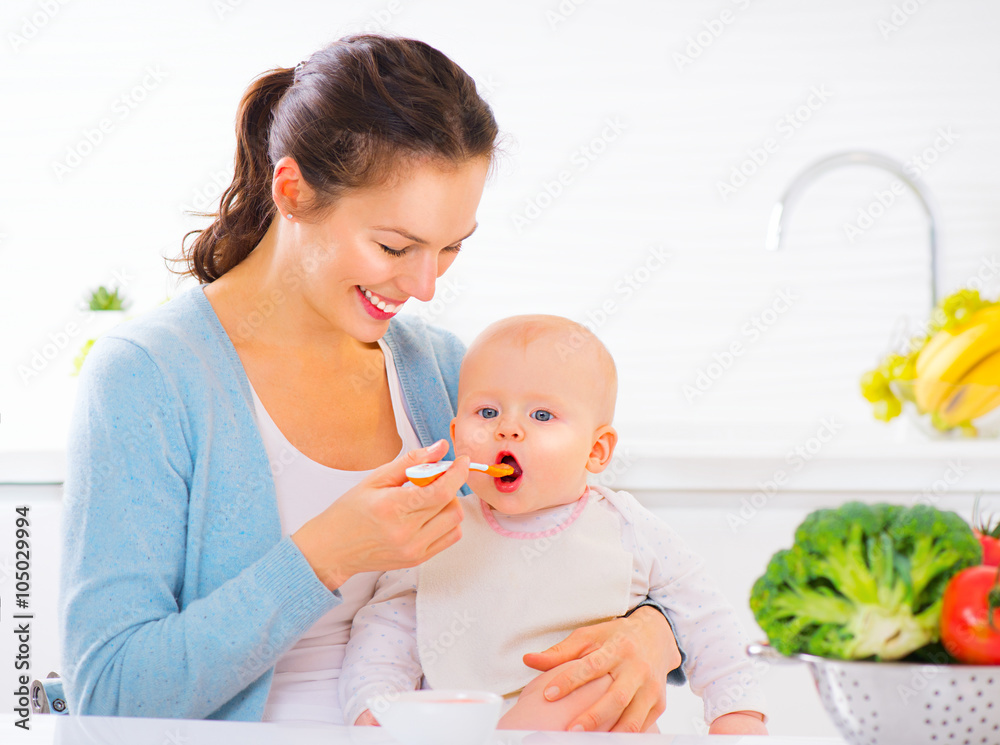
359;286;400;313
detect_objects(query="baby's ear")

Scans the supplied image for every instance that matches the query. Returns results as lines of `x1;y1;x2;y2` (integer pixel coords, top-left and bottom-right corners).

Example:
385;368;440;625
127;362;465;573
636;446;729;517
449;417;457;445
585;425;618;473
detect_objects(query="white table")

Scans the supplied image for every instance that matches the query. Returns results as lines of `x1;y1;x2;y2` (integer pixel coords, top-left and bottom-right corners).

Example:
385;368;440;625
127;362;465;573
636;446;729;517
2;713;847;744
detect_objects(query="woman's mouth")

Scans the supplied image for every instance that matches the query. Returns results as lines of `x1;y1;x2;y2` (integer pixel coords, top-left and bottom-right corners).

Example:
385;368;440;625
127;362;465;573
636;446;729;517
494;452;523;493
357;285;404;320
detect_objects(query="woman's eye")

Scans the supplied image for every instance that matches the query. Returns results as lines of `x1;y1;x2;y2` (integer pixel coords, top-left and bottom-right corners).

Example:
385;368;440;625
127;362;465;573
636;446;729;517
477;407;498;419
531;410;553;422
444;243;463;254
379;243;407;257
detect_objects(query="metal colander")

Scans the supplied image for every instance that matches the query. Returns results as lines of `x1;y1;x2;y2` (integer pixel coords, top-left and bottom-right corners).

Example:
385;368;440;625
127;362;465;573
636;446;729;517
747;643;1000;745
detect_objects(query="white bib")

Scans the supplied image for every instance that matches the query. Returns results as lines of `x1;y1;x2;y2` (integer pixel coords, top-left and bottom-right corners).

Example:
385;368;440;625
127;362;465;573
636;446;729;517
416;489;633;697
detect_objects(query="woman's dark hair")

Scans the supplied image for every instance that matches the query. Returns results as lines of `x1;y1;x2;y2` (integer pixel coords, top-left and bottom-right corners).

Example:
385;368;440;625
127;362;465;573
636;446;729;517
170;35;499;283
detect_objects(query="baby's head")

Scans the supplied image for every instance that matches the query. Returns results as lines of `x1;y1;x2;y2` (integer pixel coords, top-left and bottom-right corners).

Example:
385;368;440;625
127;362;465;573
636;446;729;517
450;314;618;514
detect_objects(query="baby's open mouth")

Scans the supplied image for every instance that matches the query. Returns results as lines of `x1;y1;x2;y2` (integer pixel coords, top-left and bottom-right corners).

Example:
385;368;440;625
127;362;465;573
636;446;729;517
496;453;523;488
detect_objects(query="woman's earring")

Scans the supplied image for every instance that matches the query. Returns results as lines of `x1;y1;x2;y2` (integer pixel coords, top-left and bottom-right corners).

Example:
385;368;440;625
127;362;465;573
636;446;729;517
285;213;293;220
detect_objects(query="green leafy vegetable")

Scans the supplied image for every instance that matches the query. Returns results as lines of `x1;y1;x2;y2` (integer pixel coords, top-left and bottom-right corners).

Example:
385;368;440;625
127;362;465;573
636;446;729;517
750;501;982;660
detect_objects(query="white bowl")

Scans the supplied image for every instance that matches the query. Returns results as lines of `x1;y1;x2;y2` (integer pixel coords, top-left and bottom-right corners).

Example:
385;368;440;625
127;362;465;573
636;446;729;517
372;690;503;745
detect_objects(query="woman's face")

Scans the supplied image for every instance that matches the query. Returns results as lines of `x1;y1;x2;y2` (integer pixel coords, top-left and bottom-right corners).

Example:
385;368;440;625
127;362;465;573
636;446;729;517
279;155;489;344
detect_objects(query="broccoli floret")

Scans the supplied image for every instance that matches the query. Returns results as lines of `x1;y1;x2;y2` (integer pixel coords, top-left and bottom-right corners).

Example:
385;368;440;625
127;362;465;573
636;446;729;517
750;501;982;661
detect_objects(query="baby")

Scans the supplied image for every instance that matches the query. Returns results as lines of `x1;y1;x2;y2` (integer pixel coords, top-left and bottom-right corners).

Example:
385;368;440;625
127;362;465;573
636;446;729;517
339;315;768;734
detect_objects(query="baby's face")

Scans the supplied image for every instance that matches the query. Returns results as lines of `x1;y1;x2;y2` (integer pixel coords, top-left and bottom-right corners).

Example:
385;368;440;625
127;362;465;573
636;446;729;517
451;335;611;515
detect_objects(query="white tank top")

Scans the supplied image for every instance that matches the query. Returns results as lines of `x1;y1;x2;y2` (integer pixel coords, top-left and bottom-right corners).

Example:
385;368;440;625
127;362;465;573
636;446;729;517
255;338;423;725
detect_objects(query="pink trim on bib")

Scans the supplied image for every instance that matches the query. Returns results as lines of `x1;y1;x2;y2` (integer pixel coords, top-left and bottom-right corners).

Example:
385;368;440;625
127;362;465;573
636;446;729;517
478;490;590;540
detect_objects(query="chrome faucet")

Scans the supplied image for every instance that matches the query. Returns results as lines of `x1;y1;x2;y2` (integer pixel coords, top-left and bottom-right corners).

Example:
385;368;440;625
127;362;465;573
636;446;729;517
764;150;940;307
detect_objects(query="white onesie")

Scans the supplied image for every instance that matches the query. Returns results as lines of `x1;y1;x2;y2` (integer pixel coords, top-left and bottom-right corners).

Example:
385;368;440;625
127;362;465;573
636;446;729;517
339;485;767;727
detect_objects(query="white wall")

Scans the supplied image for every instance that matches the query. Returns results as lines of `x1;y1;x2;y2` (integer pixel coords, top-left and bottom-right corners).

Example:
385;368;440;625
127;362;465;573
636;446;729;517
3;0;1000;451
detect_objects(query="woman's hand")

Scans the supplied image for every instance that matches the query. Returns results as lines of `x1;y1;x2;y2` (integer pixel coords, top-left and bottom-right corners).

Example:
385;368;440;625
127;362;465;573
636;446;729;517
292;439;469;591
521;605;680;733
708;711;768;735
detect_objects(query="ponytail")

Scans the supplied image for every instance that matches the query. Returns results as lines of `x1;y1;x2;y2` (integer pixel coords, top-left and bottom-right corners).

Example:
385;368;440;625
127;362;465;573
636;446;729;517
174;67;295;283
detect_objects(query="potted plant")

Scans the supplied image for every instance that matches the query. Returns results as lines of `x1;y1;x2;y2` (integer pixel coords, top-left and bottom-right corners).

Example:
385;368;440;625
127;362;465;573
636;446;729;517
72;285;131;376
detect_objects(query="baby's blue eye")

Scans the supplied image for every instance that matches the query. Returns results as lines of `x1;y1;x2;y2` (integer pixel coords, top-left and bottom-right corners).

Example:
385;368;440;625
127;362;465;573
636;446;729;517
531;410;553;422
478;407;498;419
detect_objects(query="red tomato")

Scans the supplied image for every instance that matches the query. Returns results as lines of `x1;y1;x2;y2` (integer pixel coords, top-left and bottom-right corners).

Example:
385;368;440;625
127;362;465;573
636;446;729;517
940;565;1000;665
975;530;1000;567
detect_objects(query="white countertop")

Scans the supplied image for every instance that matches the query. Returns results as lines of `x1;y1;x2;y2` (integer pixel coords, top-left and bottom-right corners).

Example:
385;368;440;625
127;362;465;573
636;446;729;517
3;714;847;744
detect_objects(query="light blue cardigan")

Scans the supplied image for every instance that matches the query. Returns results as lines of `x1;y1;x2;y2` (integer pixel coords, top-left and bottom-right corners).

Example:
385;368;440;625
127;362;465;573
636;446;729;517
59;285;465;720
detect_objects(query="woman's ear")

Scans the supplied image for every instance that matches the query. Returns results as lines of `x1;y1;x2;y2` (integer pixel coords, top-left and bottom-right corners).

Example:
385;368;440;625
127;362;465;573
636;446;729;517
449;417;457;445
272;156;310;214
585;425;618;473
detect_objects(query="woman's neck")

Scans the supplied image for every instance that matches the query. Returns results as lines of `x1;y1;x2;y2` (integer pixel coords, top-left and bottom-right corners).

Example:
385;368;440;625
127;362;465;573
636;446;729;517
205;219;375;365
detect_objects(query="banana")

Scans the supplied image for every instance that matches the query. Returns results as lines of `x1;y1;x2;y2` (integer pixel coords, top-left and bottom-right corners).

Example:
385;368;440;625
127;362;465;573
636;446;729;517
914;306;1000;413
937;351;1000;426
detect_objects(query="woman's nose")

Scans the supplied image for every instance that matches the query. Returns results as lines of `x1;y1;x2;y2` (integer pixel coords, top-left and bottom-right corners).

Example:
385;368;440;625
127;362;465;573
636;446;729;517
399;252;438;303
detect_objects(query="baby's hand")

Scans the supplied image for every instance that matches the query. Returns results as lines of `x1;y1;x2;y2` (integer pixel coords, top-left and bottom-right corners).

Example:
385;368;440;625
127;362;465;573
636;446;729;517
354;710;380;726
708;710;767;735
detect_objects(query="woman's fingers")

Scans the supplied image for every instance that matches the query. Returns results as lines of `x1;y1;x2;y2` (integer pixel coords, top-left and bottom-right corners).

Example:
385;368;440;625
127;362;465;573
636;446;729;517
369;439;450;488
567;672;642;733
523;613;671;732
420;506;464;559
639;692;667;733
522;626;601;677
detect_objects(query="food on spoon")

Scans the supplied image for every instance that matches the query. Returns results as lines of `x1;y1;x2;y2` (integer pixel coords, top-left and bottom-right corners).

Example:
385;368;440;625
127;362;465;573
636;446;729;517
750;502;982;661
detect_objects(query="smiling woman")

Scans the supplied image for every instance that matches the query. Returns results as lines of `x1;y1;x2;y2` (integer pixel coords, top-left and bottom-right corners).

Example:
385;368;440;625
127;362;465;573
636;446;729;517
59;33;681;732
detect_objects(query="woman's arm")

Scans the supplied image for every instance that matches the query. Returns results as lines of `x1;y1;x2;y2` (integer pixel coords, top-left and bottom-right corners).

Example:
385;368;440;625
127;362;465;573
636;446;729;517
61;337;343;719
61;337;467;719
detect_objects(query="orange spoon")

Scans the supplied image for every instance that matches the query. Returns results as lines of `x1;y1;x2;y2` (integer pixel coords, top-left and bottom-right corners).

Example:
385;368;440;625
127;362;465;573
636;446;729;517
405;460;514;487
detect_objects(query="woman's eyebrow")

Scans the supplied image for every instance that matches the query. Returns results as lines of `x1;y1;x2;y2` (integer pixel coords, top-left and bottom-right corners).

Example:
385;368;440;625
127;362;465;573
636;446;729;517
372;223;478;245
